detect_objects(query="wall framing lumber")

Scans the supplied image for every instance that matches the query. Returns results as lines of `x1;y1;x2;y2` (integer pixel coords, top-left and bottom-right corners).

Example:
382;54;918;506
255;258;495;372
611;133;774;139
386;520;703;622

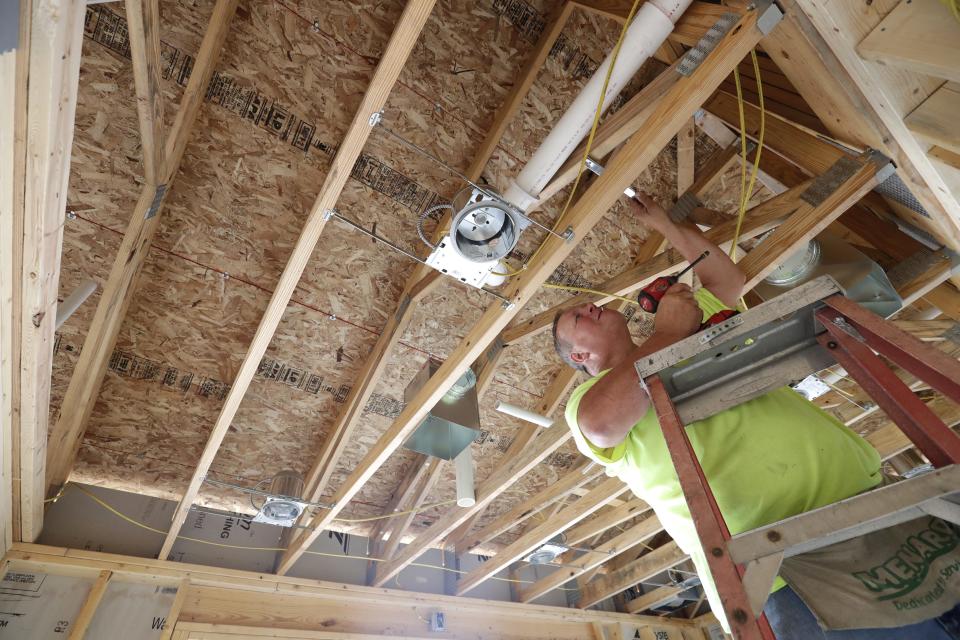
279;5;778;577
69;569;112;640
625;585;687;614
11;0;86;543
372;456;443;564
905;84;960;159
293;0;575;513
157;0;438;560
455;476;630;595
5;544;699;638
45;0;241;501
774;0;960;250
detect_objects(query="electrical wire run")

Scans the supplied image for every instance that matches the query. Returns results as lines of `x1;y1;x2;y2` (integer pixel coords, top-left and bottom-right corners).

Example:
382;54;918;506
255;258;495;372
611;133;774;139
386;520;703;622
494;0;645;281
729;50;765;263
63;484;575;589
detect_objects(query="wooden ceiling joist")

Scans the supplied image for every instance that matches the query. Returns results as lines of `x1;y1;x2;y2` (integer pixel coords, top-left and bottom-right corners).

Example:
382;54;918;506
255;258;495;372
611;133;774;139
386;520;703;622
5;0;87;544
578;541;688;609
295;0;573;517
504;179;813;344
45;0;241;500
769;0;960;251
156;0;439;559
373;423;573;586
124;0;166;186
455;476;630;595
278;6;778;578
456;461;603;556
520;512;665;604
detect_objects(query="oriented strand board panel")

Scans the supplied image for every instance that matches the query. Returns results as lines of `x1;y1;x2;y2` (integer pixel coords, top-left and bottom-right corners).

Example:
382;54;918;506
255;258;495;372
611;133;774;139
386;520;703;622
56;0;715;544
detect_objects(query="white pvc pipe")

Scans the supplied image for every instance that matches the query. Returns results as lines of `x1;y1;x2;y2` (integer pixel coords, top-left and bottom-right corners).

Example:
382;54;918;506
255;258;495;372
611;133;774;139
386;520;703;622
55;279;98;329
454;447;475;508
495;401;553;428
503;0;693;211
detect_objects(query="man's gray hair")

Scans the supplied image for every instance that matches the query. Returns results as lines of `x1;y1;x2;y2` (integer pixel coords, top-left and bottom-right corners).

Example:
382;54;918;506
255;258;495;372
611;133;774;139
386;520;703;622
552;309;588;373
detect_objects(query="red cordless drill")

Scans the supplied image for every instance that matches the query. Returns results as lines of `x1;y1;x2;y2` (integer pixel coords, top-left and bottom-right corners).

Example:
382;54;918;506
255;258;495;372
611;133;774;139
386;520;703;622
637;251;710;313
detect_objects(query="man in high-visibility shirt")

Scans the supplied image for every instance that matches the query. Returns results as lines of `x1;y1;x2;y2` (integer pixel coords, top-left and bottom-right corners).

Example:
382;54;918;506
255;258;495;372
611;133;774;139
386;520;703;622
551;192;958;639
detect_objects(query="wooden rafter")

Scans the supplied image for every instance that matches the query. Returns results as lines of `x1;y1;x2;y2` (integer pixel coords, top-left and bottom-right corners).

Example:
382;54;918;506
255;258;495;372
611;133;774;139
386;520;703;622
625;584;687;614
156;0;438;559
124;0;166;185
456;476;630;595
293;0;575;514
578;541;688;609
503;180;811;344
6;0;86;543
521;513;664;603
455;461;602;555
45;0;241;500
277;6;778;577
769;0;960;250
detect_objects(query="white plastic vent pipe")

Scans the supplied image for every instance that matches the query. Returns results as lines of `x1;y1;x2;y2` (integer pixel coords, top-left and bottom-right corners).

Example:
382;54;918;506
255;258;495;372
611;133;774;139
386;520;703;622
55;279;98;330
503;0;692;211
454;447;476;507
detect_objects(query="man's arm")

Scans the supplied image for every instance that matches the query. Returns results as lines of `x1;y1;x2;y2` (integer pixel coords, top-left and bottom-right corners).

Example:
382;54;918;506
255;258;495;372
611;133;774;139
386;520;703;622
631;193;746;308
578;284;701;448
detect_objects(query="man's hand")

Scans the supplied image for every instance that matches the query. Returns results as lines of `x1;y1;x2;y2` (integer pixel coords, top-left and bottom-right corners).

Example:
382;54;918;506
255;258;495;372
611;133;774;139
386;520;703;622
653;283;701;339
628;191;672;233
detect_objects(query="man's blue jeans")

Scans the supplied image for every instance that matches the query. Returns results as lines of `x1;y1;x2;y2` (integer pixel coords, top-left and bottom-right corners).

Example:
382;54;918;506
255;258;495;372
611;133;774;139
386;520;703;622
763;586;960;639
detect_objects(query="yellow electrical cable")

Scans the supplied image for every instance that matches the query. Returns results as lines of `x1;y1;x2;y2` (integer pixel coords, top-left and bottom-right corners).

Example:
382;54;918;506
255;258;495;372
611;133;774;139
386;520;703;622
944;0;960;22
541;283;638;305
494;0;645;280
66;484;577;589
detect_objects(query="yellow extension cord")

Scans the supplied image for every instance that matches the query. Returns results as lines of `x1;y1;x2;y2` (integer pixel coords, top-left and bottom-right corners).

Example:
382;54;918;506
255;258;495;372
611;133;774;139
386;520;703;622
490;0;645;279
62;483;573;589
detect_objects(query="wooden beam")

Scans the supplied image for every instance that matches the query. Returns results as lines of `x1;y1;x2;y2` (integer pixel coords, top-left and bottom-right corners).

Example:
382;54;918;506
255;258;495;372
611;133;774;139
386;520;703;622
68;569;112;639
2;543;703;638
124;0;166;185
503;180;810;344
625;585;686;614
373;457;443;563
9;0;86;542
578;542;688;609
676;118;695;197
456;461;602;555
156;0;437;559
906;84;960;158
278;5;776;577
564;498;649;547
294;0;572;512
0;0;20;556
45;0;240;500
866;396;960;461
573;1;746;50
159;578;190;640
857;0;960;83
372;426;572;586
738;153;891;291
521;513;664;603
456;477;630;595
443;364;580;552
784;0;960;249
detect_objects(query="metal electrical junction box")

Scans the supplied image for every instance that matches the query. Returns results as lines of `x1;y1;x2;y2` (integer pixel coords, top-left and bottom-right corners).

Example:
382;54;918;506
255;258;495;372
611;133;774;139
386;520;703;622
402;359;481;461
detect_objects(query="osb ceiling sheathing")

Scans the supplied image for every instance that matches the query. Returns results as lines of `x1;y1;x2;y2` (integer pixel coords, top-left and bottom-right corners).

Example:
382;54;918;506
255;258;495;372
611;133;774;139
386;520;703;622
54;0;781;548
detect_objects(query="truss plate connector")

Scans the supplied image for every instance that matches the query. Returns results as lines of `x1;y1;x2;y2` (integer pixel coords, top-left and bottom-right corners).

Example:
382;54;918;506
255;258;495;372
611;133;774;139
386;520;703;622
756;1;785;36
368;110;383;127
145;183;167;219
584;157;604;177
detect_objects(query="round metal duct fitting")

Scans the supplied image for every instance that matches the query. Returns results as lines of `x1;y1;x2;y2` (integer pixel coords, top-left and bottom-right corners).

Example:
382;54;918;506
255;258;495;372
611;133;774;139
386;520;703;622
448;190;523;263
